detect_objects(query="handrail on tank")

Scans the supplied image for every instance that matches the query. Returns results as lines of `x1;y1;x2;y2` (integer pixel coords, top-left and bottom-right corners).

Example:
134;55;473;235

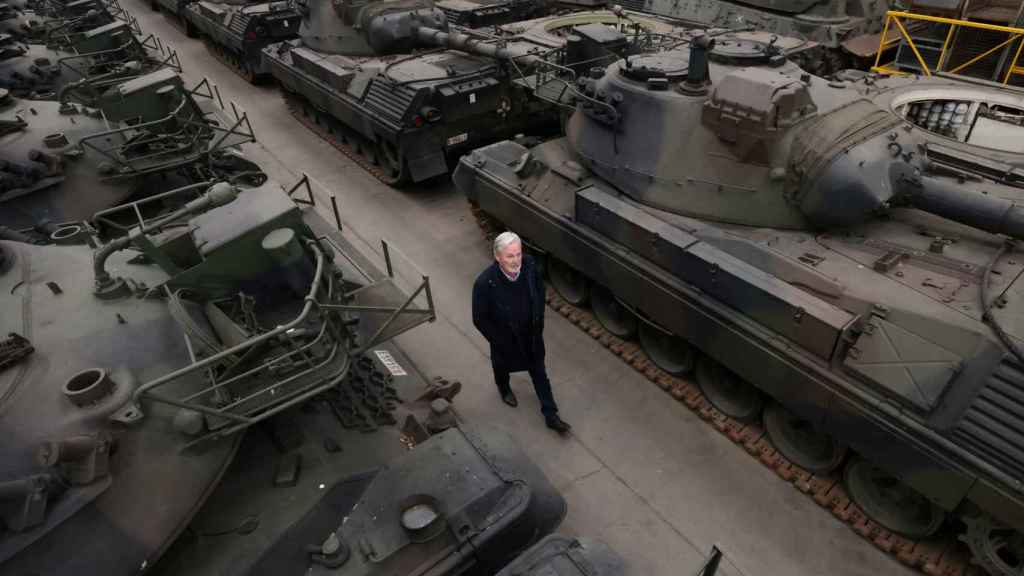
872;10;1024;84
92;180;216;230
56;36;181;81
111;241;337;441
100;176;436;446
76;80;256;178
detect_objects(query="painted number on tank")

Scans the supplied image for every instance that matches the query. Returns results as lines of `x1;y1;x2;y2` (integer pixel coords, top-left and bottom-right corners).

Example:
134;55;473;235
469;93;476;104
374;350;407;376
447;133;468;146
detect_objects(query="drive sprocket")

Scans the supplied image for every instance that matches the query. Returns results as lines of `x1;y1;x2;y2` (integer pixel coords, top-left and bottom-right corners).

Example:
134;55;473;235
960;514;1024;576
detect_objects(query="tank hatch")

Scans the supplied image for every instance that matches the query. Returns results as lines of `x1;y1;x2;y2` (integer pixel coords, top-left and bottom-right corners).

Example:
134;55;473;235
706;37;786;67
495;535;624;576
618;51;687;83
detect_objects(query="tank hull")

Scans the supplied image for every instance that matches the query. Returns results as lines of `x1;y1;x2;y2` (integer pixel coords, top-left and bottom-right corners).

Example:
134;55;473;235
184;1;301;81
605;0;887;51
0;239;241;576
264;41;558;183
454;139;1024;536
144;196;566;576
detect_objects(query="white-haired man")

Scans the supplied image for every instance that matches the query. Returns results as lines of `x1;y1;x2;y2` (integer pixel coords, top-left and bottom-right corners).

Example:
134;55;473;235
472;231;571;435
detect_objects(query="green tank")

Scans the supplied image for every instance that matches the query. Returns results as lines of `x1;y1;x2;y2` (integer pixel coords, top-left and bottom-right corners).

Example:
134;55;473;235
0;67;261;232
4;0;126;44
580;0;889;72
0;27;571;572
0;166;569;575
455;35;1024;576
182;0;300;83
0;19;181;101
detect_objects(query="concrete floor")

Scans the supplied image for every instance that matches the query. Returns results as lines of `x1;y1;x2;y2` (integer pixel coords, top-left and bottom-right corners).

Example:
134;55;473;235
124;8;918;575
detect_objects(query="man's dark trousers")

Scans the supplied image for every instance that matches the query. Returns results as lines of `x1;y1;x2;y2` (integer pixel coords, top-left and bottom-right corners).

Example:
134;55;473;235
472;254;560;419
492;359;558;417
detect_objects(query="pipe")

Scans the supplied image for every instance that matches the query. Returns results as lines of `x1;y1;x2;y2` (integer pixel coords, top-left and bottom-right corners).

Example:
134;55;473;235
413;26;544;68
93;182;238;291
898;172;1024;241
129;241;326;405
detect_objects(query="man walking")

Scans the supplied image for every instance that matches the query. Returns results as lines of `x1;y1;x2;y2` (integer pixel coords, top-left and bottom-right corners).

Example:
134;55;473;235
472;231;571;435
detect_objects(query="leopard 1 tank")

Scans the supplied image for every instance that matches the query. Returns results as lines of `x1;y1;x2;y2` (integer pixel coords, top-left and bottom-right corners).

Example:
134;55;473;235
0;19;180;101
0;165;568;574
9;0;130;44
182;0;300;82
0;67;259;232
263;0;708;185
456;35;1024;576
262;0;563;185
600;0;889;71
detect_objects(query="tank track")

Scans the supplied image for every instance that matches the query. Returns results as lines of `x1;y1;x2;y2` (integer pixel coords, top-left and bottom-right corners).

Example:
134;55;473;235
469;201;985;576
202;37;257;83
283;92;399;185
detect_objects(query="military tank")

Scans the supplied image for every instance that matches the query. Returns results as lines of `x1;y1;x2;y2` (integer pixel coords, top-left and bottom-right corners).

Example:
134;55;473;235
0;158;572;574
151;0;196;36
262;0;711;185
0;67;261;232
261;0;565;185
455;36;1024;576
0;0;107;41
0;19;180;101
182;0;301;83
598;0;890;69
14;0;132;45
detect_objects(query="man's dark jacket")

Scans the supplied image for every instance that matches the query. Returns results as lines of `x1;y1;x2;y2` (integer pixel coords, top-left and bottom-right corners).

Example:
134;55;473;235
472;254;546;371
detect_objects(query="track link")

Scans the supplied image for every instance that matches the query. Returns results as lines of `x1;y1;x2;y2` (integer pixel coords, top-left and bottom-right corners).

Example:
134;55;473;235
470;202;985;576
283;93;397;185
202;37;257;83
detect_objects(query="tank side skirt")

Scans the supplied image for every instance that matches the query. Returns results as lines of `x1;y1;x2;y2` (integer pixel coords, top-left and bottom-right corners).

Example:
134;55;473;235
465;168;1024;516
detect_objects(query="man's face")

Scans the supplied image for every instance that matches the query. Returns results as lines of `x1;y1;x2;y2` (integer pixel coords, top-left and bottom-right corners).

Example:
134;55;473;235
496;241;522;277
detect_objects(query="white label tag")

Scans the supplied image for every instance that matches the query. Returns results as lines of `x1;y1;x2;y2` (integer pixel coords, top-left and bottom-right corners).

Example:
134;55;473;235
469;93;476;104
447;132;468;146
283;19;289;27
374;350;407;376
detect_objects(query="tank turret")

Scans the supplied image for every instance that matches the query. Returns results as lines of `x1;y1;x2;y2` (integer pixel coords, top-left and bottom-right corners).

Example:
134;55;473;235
565;36;1024;237
456;35;1024;576
295;0;446;56
292;0;550;62
610;0;888;72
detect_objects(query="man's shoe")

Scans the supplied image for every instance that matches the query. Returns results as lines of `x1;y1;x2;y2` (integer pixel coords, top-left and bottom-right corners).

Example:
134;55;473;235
545;416;572;435
502;392;518;407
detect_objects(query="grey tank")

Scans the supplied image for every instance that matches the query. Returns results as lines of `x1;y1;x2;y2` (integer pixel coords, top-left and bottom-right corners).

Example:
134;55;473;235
455;34;1024;576
0;19;181;102
612;0;889;56
1;169;568;575
0;68;263;232
8;0;127;44
182;0;302;82
262;0;562;184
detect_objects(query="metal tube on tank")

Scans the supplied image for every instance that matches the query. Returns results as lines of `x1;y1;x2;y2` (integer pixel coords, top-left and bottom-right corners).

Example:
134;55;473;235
900;174;1024;241
413;26;543;67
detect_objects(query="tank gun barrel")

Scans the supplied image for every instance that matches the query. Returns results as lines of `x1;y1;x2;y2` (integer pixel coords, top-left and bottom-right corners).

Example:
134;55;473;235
798;118;1024;242
898;171;1024;241
413;26;544;67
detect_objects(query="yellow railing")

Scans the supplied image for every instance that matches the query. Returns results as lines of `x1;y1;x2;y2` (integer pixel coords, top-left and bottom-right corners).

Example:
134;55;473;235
872;10;1024;84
